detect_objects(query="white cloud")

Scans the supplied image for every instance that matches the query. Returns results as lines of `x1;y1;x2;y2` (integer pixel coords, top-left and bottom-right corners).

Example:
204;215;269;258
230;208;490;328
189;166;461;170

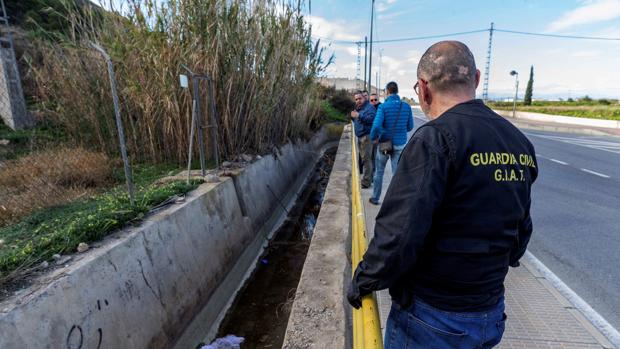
345;46;359;57
548;0;620;32
376;0;398;13
406;50;422;63
310;16;360;41
570;50;602;57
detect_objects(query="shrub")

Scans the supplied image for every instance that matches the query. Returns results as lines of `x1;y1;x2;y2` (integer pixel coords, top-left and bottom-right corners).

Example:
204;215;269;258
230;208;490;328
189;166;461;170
329;89;355;114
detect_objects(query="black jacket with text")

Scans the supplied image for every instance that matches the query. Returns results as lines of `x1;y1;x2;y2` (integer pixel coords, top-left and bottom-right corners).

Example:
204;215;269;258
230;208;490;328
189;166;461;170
349;99;538;312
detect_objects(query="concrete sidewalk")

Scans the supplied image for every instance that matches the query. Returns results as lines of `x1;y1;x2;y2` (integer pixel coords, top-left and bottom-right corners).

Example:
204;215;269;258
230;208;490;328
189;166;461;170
360;164;615;348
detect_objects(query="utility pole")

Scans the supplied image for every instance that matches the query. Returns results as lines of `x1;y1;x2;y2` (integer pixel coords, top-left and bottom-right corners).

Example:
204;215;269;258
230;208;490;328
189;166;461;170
364;36;368;90
368;0;375;94
356;42;362;90
378;49;383;99
482;22;494;102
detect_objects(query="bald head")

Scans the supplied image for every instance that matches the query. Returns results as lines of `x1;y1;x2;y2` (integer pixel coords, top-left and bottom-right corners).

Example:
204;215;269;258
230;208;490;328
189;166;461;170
417;41;477;94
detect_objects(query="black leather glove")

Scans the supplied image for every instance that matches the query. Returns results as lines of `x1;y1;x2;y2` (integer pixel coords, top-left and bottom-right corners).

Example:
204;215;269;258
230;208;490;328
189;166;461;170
347;281;362;309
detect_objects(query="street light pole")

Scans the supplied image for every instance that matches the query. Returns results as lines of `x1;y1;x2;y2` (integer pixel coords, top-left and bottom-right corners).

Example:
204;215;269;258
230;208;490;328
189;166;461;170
510;70;519;118
368;0;375;94
364;36;368;90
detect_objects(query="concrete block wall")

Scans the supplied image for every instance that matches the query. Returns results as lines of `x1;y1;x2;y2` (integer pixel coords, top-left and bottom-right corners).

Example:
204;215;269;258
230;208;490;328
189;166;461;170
0;126;341;349
0;47;30;130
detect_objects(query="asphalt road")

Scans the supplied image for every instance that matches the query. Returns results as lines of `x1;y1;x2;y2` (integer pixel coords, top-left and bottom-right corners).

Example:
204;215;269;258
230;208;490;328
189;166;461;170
410;106;620;331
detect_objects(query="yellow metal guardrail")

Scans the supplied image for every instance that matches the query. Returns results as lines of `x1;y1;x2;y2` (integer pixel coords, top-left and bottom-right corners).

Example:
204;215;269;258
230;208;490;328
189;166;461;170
350;127;384;349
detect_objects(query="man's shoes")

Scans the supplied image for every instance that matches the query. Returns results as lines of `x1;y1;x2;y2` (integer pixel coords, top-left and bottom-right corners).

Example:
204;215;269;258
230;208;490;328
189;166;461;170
361;183;370;189
369;198;379;205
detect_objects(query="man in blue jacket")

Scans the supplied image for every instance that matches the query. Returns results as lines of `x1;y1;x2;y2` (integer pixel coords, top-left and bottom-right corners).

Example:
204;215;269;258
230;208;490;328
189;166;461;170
369;82;414;204
351;91;376;188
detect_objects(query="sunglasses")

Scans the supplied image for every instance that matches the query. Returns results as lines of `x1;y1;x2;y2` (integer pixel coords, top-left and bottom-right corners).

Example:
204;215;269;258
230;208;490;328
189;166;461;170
370;99;377;102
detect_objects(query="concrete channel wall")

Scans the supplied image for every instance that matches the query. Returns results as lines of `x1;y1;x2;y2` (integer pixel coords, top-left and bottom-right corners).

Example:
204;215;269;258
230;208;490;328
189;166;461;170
0;126;341;349
283;125;353;349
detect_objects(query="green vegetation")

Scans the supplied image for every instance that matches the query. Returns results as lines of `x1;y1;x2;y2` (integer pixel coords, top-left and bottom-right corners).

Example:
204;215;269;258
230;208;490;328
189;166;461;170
489;99;620;121
0;175;199;283
321;100;348;123
524;66;534;106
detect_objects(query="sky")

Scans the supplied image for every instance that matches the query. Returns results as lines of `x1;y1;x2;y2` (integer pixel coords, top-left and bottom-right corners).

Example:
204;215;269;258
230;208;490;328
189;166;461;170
307;0;620;100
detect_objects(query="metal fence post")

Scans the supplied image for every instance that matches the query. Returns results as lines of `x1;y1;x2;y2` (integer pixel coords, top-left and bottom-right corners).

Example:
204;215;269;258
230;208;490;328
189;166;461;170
181;64;208;176
192;78;207;176
91;42;135;206
207;76;220;168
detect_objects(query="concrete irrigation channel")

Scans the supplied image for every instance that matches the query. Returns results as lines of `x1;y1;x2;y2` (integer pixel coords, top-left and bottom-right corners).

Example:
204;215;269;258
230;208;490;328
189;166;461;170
215;147;336;348
0;125;344;348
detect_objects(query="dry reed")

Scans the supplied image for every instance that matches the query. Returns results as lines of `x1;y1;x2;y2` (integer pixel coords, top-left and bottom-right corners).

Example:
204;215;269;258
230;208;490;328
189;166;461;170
25;0;330;164
0;147;112;226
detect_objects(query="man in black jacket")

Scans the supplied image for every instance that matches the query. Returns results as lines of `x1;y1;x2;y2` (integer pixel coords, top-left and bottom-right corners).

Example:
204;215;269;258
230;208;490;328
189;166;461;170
348;41;538;349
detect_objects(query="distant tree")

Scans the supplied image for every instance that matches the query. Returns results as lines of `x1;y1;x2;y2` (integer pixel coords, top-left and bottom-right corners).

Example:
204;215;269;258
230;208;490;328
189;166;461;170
567;97;574;102
524;66;534;105
582;95;592;102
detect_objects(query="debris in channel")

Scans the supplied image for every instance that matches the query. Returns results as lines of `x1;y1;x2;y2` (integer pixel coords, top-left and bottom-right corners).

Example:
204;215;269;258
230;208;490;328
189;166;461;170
199;335;244;349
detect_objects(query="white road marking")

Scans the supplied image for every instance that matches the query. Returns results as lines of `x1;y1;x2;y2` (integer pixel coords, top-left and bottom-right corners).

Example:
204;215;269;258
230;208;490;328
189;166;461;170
525;132;620;155
549;158;569;165
581;168;611;178
524;252;620;347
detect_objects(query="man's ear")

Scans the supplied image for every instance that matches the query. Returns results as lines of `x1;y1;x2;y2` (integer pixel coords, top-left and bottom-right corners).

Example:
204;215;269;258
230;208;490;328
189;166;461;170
474;69;481;89
422;83;432;106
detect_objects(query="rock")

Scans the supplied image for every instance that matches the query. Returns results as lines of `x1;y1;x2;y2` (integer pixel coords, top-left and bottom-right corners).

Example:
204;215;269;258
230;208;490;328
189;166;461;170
77;242;90;253
0;239;4;247
241;154;253;162
205;174;220;183
39;261;49;269
52;254;61;261
55;255;72;265
0;139;9;146
222;161;232;168
256;155;262;160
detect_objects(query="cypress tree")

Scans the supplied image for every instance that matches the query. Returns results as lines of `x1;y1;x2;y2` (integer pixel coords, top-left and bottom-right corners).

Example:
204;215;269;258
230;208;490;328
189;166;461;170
524;65;534;105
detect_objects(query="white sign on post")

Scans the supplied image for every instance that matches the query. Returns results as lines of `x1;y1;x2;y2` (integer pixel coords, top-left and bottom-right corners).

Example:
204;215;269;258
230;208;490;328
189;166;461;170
179;74;189;88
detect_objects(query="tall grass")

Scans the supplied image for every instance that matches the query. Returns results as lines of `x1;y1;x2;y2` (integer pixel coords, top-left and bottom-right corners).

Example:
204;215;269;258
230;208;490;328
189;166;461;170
25;0;330;164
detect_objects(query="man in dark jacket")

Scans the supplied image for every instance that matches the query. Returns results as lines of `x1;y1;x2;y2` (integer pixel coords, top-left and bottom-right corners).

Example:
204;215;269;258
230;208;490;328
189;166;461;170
369;93;381;166
370;93;381;110
348;41;538;349
351;91;376;188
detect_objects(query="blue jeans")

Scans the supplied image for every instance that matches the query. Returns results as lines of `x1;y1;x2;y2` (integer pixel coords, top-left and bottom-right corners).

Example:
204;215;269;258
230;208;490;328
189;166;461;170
385;297;506;349
371;144;405;201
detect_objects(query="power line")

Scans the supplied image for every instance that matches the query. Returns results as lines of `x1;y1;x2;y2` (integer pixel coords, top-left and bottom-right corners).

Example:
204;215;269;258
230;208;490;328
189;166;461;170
370;29;489;44
312;29;488;45
494;28;620;41
314;27;620;45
